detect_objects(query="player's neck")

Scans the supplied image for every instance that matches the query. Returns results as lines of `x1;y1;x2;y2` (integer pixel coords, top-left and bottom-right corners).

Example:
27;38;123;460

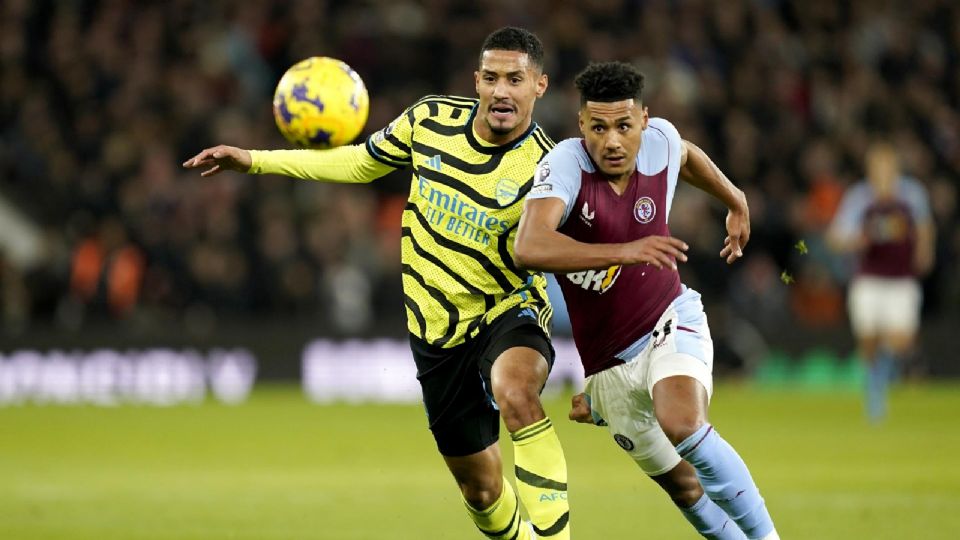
604;168;636;195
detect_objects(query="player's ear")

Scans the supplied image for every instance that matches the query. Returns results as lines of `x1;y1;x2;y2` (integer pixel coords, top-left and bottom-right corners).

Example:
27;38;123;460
536;73;548;98
639;105;649;129
578;109;586;136
474;71;481;94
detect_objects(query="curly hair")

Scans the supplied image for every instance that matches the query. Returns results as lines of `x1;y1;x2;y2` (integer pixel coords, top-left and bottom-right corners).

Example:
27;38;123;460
574;61;645;104
479;27;545;70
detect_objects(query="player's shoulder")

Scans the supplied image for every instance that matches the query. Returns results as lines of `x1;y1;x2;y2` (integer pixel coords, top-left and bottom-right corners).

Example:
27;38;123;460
644;117;681;145
898;176;927;196
846;180;872;198
637;117;680;174
898;176;931;213
840;181;873;209
543;138;593;173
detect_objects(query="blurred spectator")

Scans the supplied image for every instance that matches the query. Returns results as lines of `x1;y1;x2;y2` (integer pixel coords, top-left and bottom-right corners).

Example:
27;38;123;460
0;0;957;347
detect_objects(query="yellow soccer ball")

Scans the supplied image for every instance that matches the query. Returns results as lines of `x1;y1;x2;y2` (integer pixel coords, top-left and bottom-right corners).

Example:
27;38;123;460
272;57;370;148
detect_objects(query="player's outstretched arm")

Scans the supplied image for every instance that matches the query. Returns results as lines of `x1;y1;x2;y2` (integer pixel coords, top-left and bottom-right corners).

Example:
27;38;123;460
515;197;688;272
183;144;395;184
679;140;750;264
183;145;252;177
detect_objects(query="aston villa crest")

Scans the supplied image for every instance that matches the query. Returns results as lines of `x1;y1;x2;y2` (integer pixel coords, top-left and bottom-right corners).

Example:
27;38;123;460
634;196;656;224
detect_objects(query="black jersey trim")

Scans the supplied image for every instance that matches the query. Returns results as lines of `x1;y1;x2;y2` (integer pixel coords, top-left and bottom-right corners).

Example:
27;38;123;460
414;166;502;209
418;118;467;137
531;129;555;154
404;294;426;338
405;202;516;292
412;140;506;175
494;221;529;284
385;132;411;155
402;263;459;346
402;227;485;296
412;95;477;109
415;162;533;210
463;105;539;155
365;138;408;167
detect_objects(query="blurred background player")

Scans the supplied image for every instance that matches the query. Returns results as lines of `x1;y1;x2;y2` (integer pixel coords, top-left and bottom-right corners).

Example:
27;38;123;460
184;27;570;540
827;142;935;421
515;61;778;540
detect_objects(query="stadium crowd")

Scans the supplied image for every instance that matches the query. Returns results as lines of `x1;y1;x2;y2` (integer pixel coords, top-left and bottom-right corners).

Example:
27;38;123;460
1;0;957;351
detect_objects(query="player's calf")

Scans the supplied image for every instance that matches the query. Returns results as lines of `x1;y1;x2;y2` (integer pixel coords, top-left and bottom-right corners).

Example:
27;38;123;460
653;461;747;540
492;347;570;539
676;424;777;540
652;460;705;508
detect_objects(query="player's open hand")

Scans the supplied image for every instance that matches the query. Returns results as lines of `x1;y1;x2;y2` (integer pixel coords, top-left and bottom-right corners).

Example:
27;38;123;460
720;207;750;264
182;145;252;177
569;393;594;424
623;236;689;270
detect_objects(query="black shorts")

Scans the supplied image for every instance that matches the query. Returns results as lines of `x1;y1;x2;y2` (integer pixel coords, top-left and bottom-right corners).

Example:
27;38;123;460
410;306;554;457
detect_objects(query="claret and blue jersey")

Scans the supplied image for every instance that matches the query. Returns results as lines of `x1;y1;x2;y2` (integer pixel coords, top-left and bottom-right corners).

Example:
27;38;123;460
526;117;686;376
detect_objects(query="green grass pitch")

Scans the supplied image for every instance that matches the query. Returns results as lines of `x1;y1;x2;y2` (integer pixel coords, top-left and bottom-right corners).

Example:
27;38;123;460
1;383;958;539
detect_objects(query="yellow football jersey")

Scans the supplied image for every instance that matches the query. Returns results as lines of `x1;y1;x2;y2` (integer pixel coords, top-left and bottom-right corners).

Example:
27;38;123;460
366;95;554;348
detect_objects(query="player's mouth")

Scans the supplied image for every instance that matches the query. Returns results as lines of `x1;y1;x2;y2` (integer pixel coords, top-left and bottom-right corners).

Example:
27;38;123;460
489;103;516;122
604;155;627;167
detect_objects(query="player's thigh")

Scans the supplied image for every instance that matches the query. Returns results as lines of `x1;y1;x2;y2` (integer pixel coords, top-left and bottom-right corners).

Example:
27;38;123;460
482;307;555;395
848;276;883;338
877;278;922;348
645;288;714;399
584;364;681;476
412;342;502;457
651;374;709;445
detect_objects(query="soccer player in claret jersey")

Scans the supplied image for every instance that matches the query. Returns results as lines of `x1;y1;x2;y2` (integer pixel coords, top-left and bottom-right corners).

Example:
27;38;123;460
827;142;935;422
515;62;779;540
184;27;570;540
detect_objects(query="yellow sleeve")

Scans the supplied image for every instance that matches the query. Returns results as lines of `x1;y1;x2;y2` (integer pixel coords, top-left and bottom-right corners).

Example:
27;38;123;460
364;103;417;168
247;144;394;184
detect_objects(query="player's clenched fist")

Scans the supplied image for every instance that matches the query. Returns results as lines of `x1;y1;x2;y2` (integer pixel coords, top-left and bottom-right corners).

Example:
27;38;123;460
569;393;593;424
621;235;688;270
182;145;252;177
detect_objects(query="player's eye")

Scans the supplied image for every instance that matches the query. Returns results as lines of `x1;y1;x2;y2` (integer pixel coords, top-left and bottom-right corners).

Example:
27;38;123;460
619;123;632;131
592;125;605;133
511;77;522;84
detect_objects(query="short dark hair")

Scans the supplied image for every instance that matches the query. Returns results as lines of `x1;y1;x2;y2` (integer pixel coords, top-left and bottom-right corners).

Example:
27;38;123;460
574;62;644;105
479;27;545;70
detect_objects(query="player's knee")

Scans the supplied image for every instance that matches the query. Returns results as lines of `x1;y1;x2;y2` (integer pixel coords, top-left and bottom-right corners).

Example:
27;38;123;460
653;464;705;508
493;383;543;429
659;415;705;447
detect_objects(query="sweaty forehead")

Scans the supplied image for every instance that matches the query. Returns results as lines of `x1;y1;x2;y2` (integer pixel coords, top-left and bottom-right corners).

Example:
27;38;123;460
584;99;639;121
479;49;536;74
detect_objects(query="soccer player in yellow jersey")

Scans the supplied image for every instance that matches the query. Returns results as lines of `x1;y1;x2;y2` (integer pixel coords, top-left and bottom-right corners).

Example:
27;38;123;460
184;27;570;540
